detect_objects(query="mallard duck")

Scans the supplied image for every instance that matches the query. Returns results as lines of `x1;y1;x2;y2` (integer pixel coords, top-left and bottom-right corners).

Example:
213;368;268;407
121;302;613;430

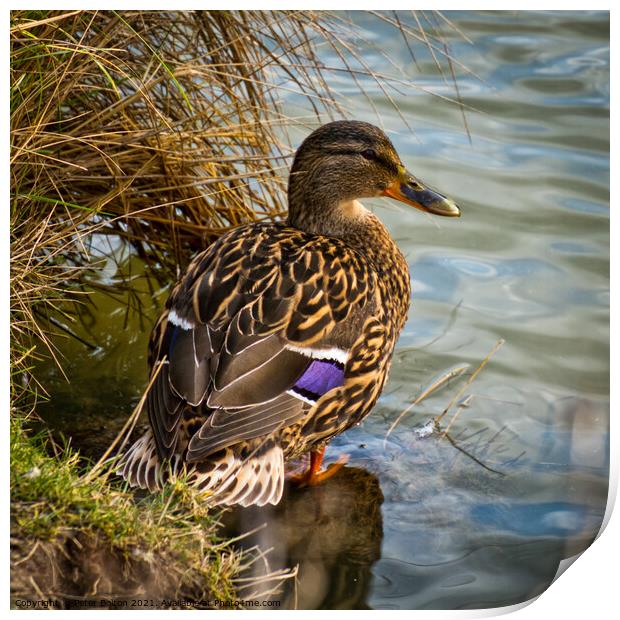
119;120;460;507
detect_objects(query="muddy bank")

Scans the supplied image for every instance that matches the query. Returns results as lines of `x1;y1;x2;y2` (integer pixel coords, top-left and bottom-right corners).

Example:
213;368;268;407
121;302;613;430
10;528;230;610
12;530;171;609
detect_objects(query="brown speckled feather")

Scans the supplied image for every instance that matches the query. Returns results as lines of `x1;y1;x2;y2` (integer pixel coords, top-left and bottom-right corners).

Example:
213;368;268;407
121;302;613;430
119;218;408;505
152;222;390;453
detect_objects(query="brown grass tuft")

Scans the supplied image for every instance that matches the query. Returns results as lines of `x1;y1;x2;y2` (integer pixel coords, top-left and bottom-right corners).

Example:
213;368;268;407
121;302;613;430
10;10;469;390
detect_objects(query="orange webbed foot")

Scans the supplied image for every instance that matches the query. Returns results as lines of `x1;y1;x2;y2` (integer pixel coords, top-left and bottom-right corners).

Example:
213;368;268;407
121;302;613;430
288;447;348;487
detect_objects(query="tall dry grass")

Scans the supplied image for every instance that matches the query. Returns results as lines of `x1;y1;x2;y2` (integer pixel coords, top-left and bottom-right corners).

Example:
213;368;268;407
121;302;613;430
10;9;468;403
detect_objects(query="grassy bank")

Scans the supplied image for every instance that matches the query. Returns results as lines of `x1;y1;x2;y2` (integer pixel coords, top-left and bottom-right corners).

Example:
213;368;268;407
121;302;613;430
10;9;465;606
11;414;241;606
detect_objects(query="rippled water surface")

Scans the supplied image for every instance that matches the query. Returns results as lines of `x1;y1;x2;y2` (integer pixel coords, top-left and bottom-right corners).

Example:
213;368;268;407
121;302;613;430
37;11;609;610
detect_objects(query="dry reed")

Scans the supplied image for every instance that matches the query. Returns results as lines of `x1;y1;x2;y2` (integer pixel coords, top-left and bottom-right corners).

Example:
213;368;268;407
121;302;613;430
10;10;467;393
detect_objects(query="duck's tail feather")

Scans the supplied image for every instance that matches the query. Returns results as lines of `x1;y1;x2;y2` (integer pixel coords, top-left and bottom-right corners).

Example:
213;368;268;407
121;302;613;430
117;433;284;507
188;441;285;507
116;430;175;492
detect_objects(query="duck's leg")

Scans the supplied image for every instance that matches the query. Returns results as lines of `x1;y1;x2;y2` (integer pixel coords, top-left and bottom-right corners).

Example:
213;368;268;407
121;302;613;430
288;446;348;487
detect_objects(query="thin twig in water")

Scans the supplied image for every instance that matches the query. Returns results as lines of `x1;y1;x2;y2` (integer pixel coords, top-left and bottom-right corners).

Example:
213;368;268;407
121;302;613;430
34;311;99;351
436;338;505;435
384;363;469;446
442;431;506;476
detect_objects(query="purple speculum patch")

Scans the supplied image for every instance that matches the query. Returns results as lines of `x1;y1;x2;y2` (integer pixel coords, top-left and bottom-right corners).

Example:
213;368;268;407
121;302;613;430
291;359;345;403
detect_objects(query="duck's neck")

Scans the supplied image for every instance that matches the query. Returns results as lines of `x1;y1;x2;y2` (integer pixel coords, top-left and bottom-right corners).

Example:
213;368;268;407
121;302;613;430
286;194;411;317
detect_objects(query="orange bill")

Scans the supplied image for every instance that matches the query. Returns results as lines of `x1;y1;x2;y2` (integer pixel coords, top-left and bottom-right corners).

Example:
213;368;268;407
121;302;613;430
383;167;461;217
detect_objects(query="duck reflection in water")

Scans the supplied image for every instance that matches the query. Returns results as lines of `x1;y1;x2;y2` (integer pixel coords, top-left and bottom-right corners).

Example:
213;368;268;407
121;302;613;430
221;465;384;610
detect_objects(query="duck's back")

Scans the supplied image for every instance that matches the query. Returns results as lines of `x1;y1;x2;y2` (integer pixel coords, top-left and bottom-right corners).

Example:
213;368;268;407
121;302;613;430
119;218;409;506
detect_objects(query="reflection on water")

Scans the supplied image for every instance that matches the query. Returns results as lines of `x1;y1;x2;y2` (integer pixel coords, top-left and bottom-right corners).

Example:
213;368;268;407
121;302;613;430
33;10;608;610
223;467;384;609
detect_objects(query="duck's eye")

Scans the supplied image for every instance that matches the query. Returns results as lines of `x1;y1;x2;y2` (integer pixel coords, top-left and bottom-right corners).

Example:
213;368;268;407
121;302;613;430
361;148;377;161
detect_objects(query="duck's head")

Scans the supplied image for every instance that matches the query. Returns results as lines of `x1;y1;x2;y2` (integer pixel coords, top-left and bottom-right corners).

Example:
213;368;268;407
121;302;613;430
287;120;460;234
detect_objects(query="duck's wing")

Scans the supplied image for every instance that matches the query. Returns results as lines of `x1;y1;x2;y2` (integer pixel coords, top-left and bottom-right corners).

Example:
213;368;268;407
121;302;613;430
146;224;377;462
